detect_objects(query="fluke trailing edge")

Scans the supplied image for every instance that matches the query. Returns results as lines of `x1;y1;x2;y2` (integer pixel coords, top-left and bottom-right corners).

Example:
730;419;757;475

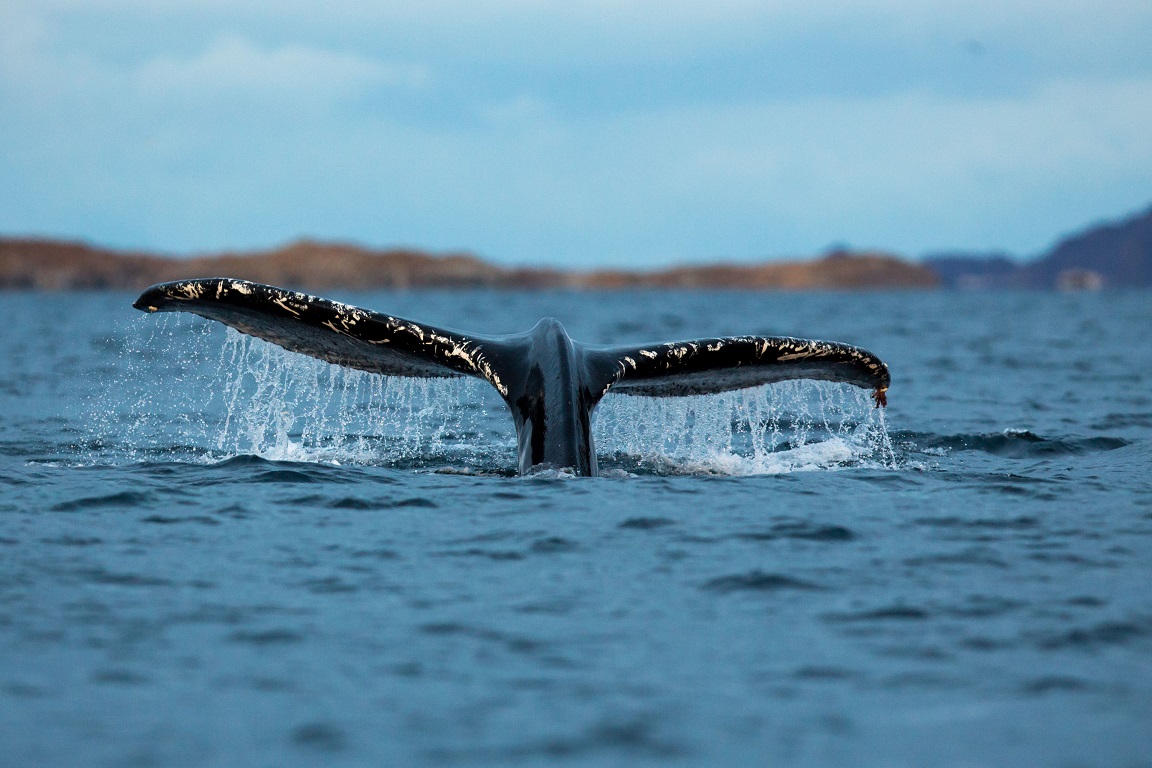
133;279;890;476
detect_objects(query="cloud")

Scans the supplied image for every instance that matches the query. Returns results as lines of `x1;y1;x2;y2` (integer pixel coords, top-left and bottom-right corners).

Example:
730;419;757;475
412;74;1152;260
16;0;1152;85
1;0;1151;264
134;35;426;102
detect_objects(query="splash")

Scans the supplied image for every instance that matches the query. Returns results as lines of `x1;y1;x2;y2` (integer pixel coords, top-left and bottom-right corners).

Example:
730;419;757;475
92;316;895;475
89;318;507;467
594;381;895;475
206;330;498;464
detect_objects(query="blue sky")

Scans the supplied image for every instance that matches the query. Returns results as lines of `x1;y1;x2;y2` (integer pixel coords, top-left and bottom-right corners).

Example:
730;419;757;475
2;1;1150;266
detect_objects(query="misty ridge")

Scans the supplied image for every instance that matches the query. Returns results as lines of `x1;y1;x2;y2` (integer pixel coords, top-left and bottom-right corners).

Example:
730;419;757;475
3;203;1150;292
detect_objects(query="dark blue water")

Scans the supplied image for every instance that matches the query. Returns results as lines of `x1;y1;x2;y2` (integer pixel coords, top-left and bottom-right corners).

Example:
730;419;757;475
2;290;1150;767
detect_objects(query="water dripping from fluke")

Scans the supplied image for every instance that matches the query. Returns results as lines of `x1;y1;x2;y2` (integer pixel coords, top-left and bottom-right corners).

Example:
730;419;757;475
93;321;898;477
593;380;896;476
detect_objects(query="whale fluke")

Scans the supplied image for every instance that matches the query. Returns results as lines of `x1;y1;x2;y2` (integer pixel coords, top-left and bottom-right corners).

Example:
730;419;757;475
585;337;889;401
133;278;509;387
134;278;890;475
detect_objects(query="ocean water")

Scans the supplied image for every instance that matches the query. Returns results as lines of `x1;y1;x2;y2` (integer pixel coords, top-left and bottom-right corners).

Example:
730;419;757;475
1;289;1150;767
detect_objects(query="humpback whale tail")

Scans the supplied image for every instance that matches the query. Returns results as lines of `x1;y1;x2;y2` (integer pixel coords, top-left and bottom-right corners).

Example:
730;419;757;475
134;279;890;476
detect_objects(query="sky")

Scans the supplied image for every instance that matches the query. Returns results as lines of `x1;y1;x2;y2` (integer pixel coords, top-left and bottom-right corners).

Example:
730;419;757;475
1;1;1151;267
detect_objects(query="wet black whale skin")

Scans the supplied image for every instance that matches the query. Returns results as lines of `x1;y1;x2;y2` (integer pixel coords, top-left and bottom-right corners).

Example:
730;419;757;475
134;278;890;476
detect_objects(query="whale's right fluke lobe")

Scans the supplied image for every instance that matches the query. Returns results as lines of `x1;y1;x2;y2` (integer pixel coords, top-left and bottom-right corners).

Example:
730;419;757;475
585;336;889;405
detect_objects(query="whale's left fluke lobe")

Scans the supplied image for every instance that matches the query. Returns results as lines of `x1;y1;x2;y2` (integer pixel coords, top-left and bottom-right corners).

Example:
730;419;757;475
134;278;891;475
133;278;510;390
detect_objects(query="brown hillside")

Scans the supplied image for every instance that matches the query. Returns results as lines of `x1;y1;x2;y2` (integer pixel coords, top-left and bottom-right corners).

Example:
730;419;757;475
576;251;937;289
0;238;938;291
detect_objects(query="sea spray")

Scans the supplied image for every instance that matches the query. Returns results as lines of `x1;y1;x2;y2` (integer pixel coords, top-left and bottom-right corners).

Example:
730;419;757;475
205;329;502;466
594;380;895;475
89;319;506;467
86;313;221;462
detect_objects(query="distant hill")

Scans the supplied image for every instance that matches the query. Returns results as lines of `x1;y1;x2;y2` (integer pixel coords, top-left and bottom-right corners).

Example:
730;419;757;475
920;252;1020;290
0;239;938;292
924;204;1152;289
8;202;1149;291
0;239;505;291
572;250;938;290
1018;204;1152;288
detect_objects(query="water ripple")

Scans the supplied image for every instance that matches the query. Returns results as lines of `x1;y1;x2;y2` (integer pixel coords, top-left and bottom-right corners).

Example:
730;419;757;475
702;571;825;593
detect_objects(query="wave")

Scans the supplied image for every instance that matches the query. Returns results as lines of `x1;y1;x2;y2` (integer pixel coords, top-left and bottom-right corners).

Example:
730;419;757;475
896;429;1130;459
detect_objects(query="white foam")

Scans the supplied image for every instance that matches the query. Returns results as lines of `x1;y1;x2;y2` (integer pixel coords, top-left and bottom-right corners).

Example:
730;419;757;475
594;381;895;475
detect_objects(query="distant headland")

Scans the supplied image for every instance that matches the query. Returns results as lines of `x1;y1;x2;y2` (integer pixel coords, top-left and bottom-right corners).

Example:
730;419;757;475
2;203;1149;291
